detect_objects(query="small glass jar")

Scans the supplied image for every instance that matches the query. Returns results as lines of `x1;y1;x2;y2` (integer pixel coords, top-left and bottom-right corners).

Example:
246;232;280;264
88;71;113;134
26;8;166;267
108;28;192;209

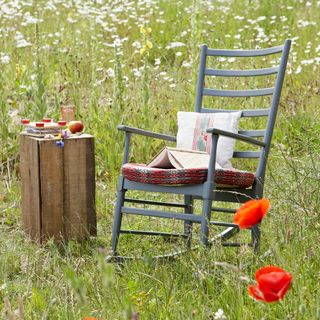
60;105;75;123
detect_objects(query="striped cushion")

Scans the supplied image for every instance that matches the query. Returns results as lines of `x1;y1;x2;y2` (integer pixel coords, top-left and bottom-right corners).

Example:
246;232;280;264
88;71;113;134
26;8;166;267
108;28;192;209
122;163;255;188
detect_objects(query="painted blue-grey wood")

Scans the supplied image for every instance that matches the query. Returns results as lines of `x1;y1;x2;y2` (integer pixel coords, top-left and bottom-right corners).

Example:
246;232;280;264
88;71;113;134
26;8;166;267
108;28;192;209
203;87;274;97
117;125;176;142
184;195;193;247
219;226;240;240
222;242;249;247
120;230;186;237
125;198;187;208
238;130;265;137
207;45;283;57
122;207;203;223
212;189;257;203
207;128;266;147
122;132;131;165
204;67;279;77
209;221;238;227
212;207;236;213
111;180;126;252
111;40;291;255
201;108;270;117
256;39;291;184
123;180;204;197
195;45;208;112
200;134;219;246
233;151;261;158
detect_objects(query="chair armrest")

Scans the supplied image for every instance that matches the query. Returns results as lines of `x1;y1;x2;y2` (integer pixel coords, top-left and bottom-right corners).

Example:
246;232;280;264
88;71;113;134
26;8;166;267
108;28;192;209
206;128;266;147
117;125;176;142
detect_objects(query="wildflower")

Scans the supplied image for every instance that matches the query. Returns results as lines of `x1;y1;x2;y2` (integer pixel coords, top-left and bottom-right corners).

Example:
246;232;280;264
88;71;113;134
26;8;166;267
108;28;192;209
154;58;161;66
132;68;142;78
166;42;186;49
233;198;270;229
140;25;152;34
248;266;292;303
301;59;314;65
16;64;26;78
106;68;115;77
0;54;10;64
213;308;226;320
140;47;147;55
132;41;142;49
55;140;64;148
182;61;192;68
16;39;32;48
140;41;153;56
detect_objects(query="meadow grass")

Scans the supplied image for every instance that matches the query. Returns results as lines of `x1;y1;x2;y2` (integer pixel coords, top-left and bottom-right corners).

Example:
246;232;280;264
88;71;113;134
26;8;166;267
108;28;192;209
0;0;320;319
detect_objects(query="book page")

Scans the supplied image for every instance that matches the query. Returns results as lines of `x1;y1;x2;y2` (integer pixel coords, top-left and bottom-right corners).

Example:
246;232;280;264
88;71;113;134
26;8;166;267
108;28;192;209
148;148;174;168
148;147;222;169
167;148;222;169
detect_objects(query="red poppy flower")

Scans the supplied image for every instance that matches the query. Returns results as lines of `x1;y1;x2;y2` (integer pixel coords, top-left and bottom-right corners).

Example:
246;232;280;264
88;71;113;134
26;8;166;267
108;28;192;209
248;266;292;302
233;198;270;229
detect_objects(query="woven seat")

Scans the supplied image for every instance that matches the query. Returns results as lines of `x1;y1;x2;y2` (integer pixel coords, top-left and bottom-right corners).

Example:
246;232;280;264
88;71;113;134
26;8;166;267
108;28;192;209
122;163;255;188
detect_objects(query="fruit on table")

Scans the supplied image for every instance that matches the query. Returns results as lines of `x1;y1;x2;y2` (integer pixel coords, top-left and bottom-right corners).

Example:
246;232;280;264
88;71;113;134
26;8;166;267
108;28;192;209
68;121;84;133
42;118;52;123
36;122;45;128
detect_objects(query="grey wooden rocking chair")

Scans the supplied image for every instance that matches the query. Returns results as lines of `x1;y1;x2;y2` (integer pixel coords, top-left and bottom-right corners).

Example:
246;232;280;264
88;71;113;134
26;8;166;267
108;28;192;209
111;40;291;255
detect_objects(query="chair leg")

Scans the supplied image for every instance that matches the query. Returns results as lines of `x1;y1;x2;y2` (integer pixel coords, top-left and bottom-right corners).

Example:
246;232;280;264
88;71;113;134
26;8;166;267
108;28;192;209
251;223;261;253
184;195;193;247
200;198;213;247
111;180;126;254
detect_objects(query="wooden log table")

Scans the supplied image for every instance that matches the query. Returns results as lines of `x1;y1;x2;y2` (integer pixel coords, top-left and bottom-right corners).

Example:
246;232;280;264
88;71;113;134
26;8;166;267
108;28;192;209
20;133;96;243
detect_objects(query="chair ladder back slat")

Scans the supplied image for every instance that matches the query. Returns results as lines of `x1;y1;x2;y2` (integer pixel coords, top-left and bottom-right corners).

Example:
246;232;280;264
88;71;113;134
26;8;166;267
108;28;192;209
201;108;270;117
238;130;265;137
205;67;279;77
233;151;261;158
207;45;284;57
203;88;274;97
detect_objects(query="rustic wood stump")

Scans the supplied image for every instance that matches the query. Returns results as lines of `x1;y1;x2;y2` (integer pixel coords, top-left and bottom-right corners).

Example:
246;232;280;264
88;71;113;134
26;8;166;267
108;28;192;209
20;133;96;243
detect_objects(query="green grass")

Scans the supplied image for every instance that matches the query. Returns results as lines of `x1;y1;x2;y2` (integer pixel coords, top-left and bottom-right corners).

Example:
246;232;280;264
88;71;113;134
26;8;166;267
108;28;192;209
1;0;320;319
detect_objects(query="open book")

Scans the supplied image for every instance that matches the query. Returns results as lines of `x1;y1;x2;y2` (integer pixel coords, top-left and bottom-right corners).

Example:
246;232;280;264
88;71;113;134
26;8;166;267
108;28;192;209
148;147;222;169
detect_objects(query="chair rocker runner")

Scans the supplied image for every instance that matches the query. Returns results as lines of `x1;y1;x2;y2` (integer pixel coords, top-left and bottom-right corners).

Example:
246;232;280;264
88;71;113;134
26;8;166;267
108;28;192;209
111;40;291;255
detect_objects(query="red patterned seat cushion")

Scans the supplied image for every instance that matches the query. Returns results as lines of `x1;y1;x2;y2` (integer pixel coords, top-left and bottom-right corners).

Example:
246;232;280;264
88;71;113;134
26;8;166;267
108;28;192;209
122;163;255;188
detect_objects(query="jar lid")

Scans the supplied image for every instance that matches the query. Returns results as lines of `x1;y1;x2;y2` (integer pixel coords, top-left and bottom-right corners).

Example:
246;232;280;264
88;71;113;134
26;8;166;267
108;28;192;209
21;119;30;124
58;120;67;126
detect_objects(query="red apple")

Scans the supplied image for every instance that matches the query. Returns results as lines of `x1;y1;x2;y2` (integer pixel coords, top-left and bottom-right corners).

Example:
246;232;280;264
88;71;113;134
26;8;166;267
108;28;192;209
68;120;84;133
